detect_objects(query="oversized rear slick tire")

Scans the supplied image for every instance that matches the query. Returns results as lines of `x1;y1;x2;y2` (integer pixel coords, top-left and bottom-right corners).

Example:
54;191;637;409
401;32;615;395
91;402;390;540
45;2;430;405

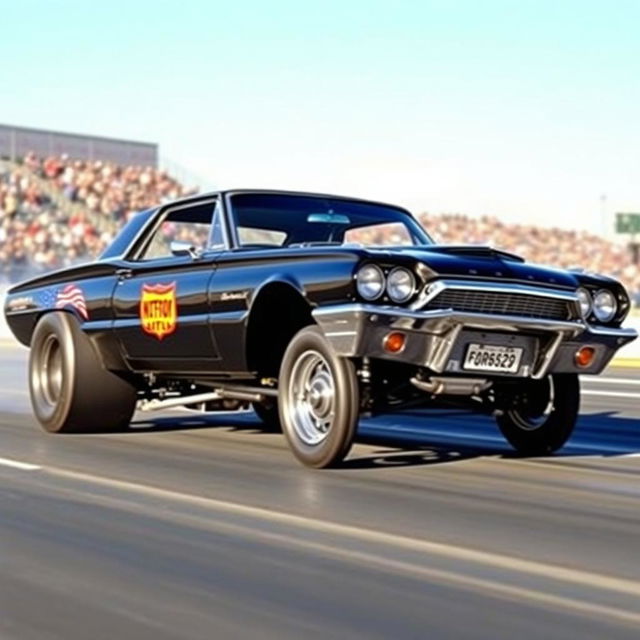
496;373;579;455
29;312;137;433
279;326;359;468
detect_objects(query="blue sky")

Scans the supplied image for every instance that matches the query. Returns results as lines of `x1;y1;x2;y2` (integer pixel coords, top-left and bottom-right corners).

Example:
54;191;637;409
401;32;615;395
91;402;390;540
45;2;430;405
1;0;639;231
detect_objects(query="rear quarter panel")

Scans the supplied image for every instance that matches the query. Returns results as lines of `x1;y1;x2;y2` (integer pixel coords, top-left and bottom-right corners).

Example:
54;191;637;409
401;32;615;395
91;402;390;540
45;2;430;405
3;262;126;369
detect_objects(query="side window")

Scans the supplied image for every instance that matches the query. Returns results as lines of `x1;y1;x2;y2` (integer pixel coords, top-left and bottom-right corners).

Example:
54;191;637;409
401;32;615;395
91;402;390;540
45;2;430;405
137;200;217;261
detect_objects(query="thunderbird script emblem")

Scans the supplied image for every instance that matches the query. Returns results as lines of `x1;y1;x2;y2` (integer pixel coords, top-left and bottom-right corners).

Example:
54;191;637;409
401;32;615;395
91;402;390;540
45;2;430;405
140;282;177;340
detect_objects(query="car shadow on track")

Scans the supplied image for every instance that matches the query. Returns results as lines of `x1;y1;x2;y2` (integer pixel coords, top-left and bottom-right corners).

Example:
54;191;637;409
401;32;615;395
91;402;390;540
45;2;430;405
119;408;640;470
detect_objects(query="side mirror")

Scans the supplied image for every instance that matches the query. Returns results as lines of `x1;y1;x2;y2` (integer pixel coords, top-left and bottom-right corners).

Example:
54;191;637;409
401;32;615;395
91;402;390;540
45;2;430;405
170;241;202;259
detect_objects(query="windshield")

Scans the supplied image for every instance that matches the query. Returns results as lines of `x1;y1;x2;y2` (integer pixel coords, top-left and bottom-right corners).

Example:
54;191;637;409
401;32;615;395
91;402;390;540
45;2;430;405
228;193;433;248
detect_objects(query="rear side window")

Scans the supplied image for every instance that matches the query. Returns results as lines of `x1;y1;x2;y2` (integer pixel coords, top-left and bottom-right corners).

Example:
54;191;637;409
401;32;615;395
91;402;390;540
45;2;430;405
136;200;217;261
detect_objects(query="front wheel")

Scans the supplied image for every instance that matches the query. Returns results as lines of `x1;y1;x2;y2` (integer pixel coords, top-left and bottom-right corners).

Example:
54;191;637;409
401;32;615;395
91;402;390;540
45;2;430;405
496;373;579;456
278;326;359;468
252;400;281;432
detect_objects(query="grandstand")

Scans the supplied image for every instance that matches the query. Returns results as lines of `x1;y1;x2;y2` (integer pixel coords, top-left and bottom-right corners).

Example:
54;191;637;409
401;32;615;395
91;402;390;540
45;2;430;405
0;130;638;306
0;149;194;282
0;123;157;166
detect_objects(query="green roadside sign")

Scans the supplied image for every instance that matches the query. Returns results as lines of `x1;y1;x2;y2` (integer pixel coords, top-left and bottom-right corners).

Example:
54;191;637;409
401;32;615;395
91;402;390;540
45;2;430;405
616;212;640;234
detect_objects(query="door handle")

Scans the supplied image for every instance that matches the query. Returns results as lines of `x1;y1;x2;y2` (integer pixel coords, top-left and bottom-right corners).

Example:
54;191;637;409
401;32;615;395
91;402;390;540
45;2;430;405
115;268;133;279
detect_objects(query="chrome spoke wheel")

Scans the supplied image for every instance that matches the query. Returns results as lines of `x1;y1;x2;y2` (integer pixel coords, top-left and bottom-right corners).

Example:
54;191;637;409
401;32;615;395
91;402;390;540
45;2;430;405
34;334;64;409
288;349;336;446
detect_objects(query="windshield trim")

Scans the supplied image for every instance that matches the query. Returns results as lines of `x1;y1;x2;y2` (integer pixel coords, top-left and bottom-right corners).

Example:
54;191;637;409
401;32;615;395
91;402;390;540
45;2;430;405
224;191;433;250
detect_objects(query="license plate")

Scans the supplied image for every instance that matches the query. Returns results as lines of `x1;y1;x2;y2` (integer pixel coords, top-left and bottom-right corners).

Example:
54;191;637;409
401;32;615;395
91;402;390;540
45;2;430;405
463;343;523;373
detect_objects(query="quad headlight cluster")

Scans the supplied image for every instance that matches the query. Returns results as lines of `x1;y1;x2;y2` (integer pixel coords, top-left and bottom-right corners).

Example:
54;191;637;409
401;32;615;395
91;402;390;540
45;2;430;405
356;265;416;303
576;287;617;323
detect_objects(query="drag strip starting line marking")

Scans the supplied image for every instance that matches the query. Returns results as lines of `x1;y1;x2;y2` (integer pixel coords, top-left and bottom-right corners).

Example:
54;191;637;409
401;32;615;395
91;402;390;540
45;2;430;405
0;457;41;471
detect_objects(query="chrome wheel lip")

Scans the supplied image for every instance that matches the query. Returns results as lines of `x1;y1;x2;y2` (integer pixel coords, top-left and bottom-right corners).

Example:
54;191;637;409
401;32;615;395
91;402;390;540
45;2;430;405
508;376;555;432
36;334;63;408
287;349;336;446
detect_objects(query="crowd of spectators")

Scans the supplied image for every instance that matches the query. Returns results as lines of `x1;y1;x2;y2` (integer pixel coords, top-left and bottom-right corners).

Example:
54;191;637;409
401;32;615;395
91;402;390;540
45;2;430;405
0;163;101;281
420;213;640;306
23;152;190;224
1;152;639;306
0;153;193;282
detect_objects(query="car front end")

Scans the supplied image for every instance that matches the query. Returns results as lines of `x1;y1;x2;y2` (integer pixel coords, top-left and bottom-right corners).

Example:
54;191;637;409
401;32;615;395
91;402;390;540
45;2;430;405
313;252;637;389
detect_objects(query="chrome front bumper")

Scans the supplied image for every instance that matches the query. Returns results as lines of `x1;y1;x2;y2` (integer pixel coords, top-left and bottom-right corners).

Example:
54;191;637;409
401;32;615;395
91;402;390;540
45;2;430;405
312;304;638;378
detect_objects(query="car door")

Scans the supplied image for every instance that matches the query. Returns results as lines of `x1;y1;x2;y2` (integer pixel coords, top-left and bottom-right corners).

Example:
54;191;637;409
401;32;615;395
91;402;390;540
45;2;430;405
111;197;223;372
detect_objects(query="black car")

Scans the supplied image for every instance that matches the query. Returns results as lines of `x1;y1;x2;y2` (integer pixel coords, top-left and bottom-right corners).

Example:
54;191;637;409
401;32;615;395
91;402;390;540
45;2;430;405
4;190;637;467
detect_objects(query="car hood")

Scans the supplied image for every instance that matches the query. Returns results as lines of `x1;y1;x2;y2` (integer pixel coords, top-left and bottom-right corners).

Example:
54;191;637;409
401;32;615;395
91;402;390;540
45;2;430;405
367;245;580;290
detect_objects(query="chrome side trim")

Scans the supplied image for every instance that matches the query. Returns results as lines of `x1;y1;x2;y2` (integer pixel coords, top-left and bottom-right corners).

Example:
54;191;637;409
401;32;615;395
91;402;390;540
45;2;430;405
313;303;585;334
584;325;639;338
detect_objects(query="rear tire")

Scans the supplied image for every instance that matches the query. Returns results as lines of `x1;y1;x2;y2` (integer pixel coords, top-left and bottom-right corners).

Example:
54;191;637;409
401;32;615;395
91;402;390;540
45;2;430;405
496;373;579;455
29;312;137;433
279;326;359;468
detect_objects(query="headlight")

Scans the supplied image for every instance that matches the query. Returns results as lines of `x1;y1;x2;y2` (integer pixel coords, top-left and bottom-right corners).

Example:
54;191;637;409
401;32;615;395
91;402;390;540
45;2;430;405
576;287;592;318
386;267;416;303
356;264;385;300
592;289;617;322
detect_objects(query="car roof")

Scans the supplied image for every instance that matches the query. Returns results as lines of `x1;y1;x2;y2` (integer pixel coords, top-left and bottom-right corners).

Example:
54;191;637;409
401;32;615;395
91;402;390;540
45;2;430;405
165;189;411;214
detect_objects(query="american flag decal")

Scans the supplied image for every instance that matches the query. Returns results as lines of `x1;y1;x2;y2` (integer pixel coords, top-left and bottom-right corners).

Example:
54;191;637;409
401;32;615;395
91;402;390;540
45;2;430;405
55;284;89;320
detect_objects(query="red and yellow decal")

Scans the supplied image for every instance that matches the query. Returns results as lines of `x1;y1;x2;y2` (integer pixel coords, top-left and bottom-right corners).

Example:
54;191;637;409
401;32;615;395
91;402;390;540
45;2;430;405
140;282;177;340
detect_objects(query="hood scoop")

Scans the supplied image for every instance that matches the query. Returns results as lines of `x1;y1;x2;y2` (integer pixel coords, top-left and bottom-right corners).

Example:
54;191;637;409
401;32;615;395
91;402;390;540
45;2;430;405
424;245;525;263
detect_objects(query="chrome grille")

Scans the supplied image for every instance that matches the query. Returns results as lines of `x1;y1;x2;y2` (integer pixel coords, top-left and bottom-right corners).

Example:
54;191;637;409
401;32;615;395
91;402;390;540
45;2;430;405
424;289;573;320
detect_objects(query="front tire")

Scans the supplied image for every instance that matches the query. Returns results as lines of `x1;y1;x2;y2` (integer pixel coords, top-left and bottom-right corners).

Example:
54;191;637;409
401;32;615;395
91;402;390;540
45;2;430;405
279;326;359;468
29;312;137;433
252;400;281;432
496;373;579;455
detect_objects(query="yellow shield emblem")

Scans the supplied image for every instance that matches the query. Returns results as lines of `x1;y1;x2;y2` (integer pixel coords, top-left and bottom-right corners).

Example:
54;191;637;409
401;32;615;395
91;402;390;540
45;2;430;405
140;282;177;340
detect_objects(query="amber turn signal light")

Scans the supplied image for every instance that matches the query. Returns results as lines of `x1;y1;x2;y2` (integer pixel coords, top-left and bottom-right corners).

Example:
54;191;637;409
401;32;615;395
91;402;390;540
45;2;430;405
383;332;406;354
575;346;596;368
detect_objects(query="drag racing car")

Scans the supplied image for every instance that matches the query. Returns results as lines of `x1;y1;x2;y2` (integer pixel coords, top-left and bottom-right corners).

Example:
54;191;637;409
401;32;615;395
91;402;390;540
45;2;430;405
4;190;638;467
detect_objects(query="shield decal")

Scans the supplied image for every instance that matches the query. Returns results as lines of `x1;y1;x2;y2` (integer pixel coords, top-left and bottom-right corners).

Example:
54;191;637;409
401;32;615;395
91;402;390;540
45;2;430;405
140;282;178;340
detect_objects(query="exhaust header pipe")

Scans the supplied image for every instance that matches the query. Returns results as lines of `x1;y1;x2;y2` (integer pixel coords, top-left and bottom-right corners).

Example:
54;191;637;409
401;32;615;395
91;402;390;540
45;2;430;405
410;376;492;396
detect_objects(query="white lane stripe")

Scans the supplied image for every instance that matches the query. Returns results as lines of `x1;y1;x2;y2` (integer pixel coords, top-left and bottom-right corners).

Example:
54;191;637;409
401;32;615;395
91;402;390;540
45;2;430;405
582;390;640;399
0;457;41;471
0;389;29;396
43;465;640;600
24;471;640;627
582;377;640;386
